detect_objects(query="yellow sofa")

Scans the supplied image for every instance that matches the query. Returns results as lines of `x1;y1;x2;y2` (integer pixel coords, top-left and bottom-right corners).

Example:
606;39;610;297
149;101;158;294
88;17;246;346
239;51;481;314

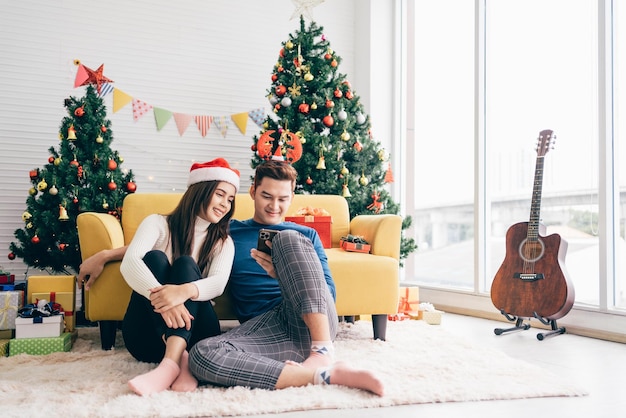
77;193;401;349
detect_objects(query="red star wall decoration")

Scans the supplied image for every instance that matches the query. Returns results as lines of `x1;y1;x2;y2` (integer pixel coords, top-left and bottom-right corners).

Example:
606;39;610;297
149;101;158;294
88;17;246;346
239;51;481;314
74;63;113;93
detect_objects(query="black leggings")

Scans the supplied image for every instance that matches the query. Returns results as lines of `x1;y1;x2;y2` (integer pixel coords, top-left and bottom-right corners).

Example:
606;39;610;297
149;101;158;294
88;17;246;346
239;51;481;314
122;250;221;363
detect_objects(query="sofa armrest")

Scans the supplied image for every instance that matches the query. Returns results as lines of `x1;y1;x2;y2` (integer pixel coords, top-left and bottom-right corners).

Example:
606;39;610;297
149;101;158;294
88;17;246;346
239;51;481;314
76;212;130;321
349;214;402;260
76;212;125;259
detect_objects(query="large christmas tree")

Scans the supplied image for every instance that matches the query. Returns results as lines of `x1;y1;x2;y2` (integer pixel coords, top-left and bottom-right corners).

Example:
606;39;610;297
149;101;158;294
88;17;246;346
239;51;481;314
8;84;136;274
251;17;416;261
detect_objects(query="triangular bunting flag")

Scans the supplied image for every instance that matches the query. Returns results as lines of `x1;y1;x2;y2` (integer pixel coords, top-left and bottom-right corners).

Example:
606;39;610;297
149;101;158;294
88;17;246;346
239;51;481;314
74;64;90;88
195;115;213;138
113;88;133;113
248;108;266;128
231;112;249;135
98;82;114;98
153;107;173;131
132;98;153;121
173;113;193;136
214;116;229;138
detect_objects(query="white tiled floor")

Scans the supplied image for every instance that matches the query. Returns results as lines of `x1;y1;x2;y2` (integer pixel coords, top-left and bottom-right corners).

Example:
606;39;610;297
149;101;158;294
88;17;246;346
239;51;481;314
242;313;625;418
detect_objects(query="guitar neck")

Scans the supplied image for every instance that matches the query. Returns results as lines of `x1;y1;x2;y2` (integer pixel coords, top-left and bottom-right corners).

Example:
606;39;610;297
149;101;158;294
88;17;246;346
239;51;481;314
527;155;545;241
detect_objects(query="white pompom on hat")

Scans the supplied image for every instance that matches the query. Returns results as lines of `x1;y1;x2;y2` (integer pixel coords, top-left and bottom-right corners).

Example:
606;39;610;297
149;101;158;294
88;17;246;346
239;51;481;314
187;158;240;193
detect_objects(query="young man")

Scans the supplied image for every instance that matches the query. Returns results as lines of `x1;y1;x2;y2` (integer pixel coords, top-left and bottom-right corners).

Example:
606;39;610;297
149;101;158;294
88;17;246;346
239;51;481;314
77;160;384;396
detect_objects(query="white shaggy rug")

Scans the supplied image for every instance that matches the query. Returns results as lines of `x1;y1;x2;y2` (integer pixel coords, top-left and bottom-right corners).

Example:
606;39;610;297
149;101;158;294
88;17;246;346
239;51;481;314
0;319;586;418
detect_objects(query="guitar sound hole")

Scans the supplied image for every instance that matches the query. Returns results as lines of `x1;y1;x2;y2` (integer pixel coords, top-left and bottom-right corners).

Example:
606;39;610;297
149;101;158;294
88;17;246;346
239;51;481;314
518;238;545;263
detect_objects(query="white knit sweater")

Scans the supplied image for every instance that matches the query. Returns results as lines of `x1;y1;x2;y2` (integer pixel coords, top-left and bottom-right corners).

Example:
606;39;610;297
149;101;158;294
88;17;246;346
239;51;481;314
119;213;234;301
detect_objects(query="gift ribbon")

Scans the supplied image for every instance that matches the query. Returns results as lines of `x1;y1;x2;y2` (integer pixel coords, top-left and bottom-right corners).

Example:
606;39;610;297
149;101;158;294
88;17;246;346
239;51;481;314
0;292;19;328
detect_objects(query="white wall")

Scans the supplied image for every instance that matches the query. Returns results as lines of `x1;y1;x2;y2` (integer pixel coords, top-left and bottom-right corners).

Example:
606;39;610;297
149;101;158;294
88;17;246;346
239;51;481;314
0;0;398;280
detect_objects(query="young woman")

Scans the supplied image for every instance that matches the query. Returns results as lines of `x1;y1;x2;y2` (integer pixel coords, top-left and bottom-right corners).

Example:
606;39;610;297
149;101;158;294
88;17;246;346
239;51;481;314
119;157;240;396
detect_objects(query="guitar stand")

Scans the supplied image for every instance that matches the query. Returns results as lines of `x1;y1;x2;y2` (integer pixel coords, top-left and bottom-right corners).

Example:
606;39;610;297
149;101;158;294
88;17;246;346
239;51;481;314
533;312;567;340
494;311;531;335
493;310;566;340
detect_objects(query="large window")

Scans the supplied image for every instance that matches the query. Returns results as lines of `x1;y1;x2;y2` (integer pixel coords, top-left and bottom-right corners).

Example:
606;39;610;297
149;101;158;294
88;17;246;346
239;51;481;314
406;0;626;314
409;0;475;289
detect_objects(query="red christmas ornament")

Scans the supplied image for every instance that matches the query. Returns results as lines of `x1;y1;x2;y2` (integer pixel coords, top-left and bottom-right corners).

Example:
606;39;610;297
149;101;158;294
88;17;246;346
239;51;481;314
73;197;79;204
353;140;363;152
59;243;67;251
31;235;40;244
107;159;117;170
325;99;334;108
322;115;334;127
29;169;38;180
324;53;332;60
333;88;343;98
385;163;395;183
331;59;338;67
108;181;117;191
306;176;313;185
74;106;85;117
48;156;54;163
70;159;79;167
126;181;137;193
279;48;285;58
345;90;354;100
298;103;310;114
271;74;278;82
8;252;16;260
275;85;287;96
251;144;257;152
100;125;107;133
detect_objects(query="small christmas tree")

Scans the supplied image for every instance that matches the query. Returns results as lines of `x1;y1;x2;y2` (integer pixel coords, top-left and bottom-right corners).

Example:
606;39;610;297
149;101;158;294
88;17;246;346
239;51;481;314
251;17;416;262
8;84;136;274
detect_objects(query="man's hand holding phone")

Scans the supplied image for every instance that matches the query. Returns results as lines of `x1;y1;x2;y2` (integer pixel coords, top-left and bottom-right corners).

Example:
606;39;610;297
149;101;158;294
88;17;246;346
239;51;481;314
253;229;278;278
257;229;278;254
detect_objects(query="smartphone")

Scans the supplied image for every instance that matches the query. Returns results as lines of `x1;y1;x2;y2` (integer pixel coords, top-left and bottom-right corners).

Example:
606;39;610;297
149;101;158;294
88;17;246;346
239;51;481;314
257;229;278;254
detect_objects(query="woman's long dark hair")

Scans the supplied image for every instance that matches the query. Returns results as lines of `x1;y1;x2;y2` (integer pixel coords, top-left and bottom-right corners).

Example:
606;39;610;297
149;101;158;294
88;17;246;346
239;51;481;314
166;181;235;272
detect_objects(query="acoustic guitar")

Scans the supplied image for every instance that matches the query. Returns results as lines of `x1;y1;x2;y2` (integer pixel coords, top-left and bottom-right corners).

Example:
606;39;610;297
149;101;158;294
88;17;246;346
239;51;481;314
490;129;575;322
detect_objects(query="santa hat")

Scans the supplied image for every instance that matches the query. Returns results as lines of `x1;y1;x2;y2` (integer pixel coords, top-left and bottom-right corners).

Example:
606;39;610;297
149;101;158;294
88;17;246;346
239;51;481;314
187;158;240;192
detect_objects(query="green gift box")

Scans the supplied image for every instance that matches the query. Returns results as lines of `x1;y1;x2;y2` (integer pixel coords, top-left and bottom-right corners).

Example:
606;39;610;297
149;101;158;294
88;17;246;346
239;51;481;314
0;339;9;356
9;332;73;356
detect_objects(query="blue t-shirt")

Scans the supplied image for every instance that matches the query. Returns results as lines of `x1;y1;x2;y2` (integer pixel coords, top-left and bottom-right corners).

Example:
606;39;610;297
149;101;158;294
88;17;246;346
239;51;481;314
228;219;336;322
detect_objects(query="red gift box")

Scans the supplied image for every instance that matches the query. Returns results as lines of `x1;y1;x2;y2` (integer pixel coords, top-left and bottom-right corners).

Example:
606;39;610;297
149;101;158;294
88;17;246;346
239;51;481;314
285;215;332;248
0;274;15;285
340;239;371;253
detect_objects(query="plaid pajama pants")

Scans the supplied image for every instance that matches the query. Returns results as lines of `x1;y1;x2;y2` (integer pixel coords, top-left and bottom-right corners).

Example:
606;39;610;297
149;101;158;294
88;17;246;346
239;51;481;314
188;230;338;390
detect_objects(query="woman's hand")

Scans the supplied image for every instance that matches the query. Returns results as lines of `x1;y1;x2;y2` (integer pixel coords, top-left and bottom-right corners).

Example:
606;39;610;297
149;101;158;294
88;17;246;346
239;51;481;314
149;283;198;312
160;305;194;330
251;241;277;278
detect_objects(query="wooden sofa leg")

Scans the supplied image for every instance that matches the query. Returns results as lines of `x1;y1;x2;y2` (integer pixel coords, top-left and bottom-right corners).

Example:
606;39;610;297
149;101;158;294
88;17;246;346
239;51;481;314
372;314;387;341
99;320;118;350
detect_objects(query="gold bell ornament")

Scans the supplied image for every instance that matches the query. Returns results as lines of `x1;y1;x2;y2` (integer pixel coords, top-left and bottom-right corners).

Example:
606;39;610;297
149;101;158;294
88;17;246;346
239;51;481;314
67;125;77;140
342;183;352;198
316;156;326;170
58;205;69;221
